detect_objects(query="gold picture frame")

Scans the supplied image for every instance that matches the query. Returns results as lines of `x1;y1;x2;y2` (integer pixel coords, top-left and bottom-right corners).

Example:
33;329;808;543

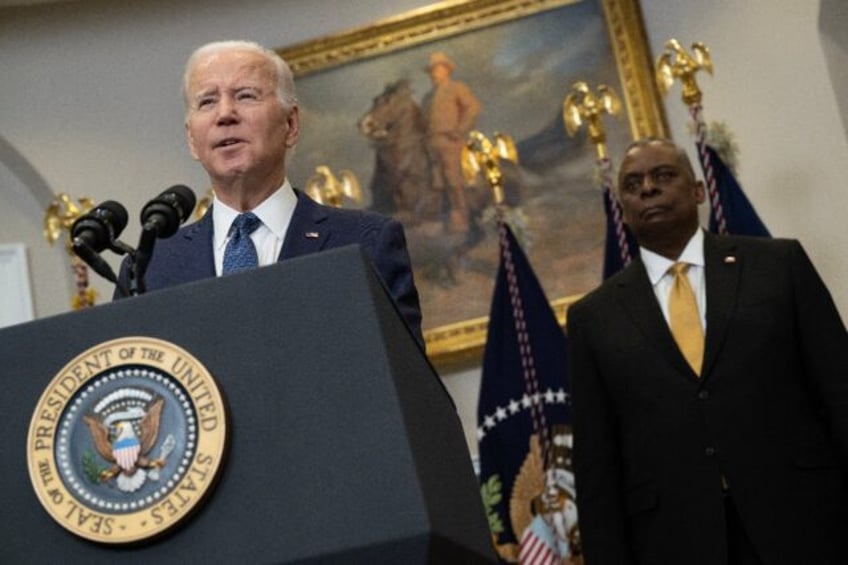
278;0;667;367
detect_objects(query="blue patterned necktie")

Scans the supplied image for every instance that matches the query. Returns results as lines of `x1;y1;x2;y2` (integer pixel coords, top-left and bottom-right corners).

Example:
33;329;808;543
222;212;262;274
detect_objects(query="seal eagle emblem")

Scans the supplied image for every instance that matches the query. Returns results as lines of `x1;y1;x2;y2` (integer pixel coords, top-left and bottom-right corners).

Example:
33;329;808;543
82;390;174;492
27;336;227;544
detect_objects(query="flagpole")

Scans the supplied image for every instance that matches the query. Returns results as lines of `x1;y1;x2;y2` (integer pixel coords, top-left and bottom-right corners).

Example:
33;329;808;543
497;216;556;472
655;39;728;235
600;157;632;267
563;81;633;270
70;256;96;309
690;103;728;234
463;130;556;473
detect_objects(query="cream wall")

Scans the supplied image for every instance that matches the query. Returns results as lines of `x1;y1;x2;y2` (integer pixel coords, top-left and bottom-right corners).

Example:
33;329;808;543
2;0;846;457
642;1;848;317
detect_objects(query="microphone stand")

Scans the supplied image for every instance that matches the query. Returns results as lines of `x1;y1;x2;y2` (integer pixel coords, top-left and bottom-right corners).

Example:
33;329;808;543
130;226;158;297
71;237;136;298
71;239;119;285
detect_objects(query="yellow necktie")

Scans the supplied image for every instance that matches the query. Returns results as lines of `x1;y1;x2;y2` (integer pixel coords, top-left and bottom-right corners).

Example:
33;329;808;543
668;262;704;375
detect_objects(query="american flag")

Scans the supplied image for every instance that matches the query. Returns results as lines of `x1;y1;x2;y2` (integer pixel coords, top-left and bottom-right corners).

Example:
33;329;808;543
519;515;561;565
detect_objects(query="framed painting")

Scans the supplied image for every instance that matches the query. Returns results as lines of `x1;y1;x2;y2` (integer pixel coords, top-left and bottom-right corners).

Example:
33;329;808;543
279;0;667;365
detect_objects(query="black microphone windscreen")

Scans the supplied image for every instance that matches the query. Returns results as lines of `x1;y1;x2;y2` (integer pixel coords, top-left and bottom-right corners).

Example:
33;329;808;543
167;185;197;220
97;200;129;234
70;200;129;252
140;185;196;238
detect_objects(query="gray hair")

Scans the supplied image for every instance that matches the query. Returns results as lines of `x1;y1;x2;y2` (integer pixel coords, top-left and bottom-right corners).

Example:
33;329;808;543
182;40;297;116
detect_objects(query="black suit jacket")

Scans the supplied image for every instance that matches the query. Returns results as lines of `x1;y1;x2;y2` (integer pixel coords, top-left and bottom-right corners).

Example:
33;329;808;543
567;232;848;565
115;190;423;345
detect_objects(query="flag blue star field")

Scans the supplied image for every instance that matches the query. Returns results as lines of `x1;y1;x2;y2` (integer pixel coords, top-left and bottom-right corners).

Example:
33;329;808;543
477;224;578;563
602;187;639;279
702;144;771;237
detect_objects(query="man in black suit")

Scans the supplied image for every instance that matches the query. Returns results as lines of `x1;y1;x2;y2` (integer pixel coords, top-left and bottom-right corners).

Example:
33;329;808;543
115;40;422;345
567;138;848;564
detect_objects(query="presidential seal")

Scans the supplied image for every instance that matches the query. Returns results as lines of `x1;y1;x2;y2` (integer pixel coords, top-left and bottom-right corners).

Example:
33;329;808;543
27;336;227;544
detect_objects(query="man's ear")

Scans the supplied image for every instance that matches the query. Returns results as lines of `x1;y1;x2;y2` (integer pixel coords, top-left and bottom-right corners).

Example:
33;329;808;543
284;105;300;148
694;180;706;204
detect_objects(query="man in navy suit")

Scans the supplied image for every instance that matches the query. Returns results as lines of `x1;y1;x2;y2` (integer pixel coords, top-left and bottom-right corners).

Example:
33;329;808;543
567;138;848;564
115;40;422;345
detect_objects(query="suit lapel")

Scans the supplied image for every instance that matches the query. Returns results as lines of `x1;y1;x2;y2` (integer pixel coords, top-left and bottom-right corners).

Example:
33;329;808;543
701;233;741;379
178;211;216;281
279;190;330;260
615;259;695;378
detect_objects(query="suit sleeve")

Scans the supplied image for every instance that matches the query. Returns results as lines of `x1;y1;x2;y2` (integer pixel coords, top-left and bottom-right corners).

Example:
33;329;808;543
568;302;634;564
790;240;848;471
364;217;424;348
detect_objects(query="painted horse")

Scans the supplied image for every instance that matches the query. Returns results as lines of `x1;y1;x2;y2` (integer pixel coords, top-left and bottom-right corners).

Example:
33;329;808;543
357;79;437;224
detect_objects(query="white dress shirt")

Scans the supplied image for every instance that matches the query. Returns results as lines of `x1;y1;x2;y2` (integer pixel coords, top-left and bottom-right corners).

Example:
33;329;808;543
640;227;707;331
212;180;298;275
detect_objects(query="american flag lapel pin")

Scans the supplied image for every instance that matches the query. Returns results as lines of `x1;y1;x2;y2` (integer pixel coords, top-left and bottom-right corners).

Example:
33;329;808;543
305;231;320;239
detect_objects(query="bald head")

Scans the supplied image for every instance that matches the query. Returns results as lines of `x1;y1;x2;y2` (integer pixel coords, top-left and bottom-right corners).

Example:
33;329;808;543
618;137;697;195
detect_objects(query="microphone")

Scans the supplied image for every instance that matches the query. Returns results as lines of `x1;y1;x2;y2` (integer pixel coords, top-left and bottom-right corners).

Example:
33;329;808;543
70;200;129;284
140;185;196;238
132;185;196;296
70;200;129;253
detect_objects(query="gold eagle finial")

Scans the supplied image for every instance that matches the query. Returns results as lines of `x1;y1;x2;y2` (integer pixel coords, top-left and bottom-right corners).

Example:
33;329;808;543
305;166;362;208
655;39;713;106
461;131;518;206
563;81;622;160
43;193;95;250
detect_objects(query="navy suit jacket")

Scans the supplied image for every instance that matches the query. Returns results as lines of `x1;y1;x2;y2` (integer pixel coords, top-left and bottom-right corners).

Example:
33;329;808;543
567;232;848;565
115;190;423;345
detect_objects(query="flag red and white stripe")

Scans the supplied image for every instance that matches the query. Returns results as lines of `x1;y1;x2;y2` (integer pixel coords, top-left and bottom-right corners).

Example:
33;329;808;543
519;517;562;565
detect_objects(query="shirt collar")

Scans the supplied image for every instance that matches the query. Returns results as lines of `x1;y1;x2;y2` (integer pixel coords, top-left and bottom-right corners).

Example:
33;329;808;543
640;227;705;286
212;180;297;250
